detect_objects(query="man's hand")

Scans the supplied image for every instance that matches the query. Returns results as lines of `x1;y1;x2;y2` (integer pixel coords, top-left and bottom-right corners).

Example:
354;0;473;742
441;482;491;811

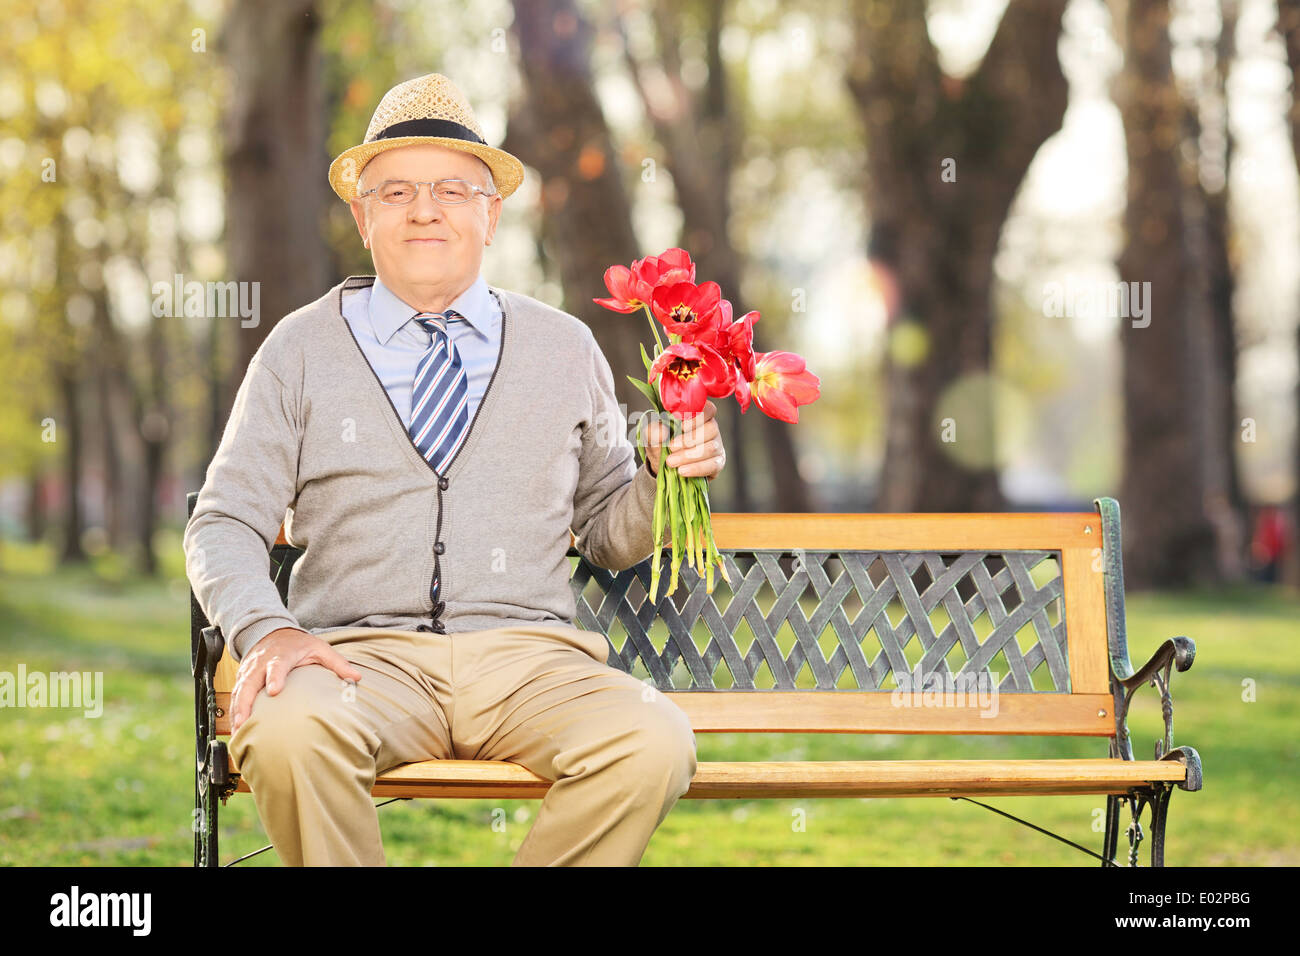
644;400;727;481
229;627;363;733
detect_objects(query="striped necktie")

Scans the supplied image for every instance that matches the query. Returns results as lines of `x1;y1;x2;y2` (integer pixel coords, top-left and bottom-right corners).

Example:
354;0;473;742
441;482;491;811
408;309;471;476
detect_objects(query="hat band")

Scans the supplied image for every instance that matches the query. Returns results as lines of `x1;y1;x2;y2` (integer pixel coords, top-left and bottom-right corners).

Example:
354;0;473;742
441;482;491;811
371;118;487;145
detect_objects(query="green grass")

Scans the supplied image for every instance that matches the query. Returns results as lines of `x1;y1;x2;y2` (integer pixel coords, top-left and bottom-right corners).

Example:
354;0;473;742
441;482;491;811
1;532;1296;866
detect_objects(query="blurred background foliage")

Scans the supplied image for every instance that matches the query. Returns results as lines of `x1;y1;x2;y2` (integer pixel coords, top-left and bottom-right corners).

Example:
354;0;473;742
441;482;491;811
1;0;1298;865
3;0;1298;587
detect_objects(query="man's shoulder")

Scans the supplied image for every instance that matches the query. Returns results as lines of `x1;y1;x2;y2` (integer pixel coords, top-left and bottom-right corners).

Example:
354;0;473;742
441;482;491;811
492;285;598;350
254;279;351;372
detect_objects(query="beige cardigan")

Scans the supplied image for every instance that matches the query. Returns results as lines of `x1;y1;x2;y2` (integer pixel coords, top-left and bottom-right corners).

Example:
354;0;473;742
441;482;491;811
184;275;659;661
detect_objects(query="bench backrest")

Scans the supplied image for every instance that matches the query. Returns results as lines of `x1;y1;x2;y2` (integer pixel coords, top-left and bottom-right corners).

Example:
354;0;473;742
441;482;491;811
187;492;1123;739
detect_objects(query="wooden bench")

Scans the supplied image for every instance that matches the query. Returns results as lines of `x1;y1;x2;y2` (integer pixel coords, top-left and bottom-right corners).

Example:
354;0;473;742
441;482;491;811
187;492;1202;867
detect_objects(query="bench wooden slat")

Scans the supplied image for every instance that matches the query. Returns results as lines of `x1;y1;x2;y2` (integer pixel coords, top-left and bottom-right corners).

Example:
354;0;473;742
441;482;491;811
1061;546;1110;694
274;511;1103;550
226;756;1186;799
212;689;1115;737
691;512;1102;550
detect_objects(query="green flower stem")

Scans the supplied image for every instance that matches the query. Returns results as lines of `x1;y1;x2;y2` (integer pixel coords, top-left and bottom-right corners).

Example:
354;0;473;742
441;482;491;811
642;304;665;355
696;478;706;571
650;444;667;602
686;477;697;571
703;496;716;593
683;472;696;570
667;460;682;596
699;473;728;589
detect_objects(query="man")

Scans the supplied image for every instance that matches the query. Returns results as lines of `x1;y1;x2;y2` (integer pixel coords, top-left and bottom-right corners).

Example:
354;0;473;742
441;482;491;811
184;73;727;866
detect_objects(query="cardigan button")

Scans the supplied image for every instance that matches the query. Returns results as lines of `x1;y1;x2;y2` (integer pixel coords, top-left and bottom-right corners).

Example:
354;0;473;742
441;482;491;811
438;476;449;490
434;541;445;555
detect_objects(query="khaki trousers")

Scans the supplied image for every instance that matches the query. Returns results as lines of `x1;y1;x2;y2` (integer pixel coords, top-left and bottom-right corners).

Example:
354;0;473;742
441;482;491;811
228;623;697;866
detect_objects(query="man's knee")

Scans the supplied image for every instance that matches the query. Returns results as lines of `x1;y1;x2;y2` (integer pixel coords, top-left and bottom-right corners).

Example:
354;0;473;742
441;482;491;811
230;665;371;775
625;697;697;798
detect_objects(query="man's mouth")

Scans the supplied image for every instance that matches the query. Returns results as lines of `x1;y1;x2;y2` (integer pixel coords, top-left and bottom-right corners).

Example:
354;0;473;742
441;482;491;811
406;238;446;244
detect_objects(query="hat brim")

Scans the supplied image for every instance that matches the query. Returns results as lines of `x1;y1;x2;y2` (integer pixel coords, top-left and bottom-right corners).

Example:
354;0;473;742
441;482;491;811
328;136;525;202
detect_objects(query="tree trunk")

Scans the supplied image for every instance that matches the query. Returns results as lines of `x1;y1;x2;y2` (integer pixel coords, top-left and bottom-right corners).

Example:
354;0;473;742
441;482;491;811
1191;0;1248;580
92;326;126;550
136;271;172;576
24;466;46;542
503;0;647;416
50;161;86;565
56;368;86;564
1111;0;1220;587
1276;0;1300;586
219;0;330;448
847;0;1069;513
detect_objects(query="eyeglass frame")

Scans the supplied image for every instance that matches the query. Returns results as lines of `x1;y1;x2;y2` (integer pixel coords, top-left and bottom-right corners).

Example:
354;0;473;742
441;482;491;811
355;178;498;207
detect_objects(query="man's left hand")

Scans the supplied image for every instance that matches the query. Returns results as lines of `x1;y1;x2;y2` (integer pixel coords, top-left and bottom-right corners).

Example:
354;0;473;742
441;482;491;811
645;400;727;481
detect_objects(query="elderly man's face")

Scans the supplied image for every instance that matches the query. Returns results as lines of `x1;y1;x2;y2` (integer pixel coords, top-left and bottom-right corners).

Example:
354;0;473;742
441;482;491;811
348;144;502;303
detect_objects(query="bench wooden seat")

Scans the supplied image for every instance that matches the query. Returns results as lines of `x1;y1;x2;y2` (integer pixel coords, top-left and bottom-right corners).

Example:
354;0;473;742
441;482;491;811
188;493;1203;867
226;754;1189;799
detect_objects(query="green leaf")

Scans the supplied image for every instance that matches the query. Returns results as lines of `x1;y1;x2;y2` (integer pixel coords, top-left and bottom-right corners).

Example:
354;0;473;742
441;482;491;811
639;341;654;373
625;374;661;411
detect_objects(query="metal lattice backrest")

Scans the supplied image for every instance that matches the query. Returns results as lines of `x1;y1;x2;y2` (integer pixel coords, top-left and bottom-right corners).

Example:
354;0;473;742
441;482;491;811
570;548;1068;694
259;545;1067;694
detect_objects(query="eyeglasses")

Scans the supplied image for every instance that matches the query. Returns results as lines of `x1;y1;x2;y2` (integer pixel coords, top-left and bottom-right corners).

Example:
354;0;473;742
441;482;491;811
357;179;495;206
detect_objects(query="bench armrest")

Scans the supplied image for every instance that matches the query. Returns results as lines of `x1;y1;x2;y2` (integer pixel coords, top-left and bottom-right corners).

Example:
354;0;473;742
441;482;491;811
1093;497;1202;791
193;624;225;681
193;625;233;790
1114;635;1195;692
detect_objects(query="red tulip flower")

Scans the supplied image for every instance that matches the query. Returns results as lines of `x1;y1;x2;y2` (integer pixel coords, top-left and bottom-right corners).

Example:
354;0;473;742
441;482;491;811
637;247;696;288
723;302;759;380
647;342;736;416
733;367;753;414
593;264;655;313
747;351;821;423
594;247;697;312
650;281;726;341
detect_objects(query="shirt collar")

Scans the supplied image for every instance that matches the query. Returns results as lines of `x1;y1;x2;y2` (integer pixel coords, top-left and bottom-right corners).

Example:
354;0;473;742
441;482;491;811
368;274;493;345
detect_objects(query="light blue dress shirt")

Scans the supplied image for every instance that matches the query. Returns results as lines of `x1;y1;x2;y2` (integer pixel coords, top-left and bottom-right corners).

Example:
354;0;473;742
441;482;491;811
341;274;502;428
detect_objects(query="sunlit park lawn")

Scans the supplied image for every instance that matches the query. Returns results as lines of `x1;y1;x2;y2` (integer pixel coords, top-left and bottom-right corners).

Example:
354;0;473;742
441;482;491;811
1;530;1296;866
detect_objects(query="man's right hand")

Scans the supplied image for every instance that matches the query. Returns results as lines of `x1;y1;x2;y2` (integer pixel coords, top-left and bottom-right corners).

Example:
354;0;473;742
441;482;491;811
230;627;364;733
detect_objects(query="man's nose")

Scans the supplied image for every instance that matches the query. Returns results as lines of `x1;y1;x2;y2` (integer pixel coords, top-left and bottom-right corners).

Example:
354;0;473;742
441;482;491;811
407;185;445;221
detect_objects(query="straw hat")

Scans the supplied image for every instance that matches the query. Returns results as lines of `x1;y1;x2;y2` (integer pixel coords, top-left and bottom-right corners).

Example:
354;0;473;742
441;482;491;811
328;73;525;203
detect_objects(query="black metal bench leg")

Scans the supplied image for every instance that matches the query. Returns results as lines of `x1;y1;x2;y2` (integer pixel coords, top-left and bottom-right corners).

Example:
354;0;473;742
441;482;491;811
1148;783;1172;868
1102;794;1121;865
193;775;200;867
193;623;226;867
194;770;220;867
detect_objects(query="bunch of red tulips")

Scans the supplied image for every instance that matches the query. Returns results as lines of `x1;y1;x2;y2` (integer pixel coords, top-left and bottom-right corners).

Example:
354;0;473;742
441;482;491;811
595;247;820;599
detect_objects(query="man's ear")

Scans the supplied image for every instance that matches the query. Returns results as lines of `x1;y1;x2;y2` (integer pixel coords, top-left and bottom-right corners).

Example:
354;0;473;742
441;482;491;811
485;194;503;245
348;198;369;247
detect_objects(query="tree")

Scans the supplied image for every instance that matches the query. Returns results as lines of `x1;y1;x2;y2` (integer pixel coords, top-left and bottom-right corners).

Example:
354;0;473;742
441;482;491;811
217;0;331;456
1111;0;1223;586
502;0;648;417
845;0;1070;513
1275;0;1300;585
1182;0;1248;581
